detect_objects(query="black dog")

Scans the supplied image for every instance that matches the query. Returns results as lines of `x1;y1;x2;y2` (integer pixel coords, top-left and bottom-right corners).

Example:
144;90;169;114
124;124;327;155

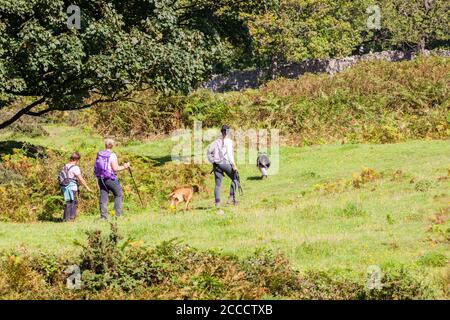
256;153;271;179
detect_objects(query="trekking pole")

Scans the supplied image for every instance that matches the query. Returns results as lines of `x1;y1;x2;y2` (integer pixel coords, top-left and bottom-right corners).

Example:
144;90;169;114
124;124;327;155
128;167;144;208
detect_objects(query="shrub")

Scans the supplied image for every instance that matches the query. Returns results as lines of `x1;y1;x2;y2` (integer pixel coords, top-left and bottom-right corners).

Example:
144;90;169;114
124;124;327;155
0;147;210;222
362;263;442;300
415;179;434;192
295;271;362;300
75;226;263;299
0;107;49;138
0;254;48;297
9;121;49;138
418;252;448;267
240;249;300;297
337;202;367;218
0;227;447;299
68;91;184;141
59;57;449;145
0;163;25;184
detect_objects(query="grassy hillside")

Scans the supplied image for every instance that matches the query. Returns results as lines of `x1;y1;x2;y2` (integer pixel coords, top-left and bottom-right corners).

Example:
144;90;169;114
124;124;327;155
0;126;448;274
71;56;450;145
0;57;448;299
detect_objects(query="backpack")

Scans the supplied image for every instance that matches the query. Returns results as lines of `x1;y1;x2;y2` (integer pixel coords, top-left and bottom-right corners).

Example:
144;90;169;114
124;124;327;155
94;150;116;179
57;165;75;187
207;139;223;164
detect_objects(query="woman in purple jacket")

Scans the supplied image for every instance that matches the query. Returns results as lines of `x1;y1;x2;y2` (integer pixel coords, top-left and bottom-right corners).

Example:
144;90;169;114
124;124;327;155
94;138;130;220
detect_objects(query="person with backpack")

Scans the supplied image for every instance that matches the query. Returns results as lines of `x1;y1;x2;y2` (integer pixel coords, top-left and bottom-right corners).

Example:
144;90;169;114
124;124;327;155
94;138;130;220
207;125;240;208
58;152;92;222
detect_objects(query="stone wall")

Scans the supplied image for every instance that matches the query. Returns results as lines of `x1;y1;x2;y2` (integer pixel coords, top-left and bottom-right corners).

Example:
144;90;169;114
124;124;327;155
202;50;450;93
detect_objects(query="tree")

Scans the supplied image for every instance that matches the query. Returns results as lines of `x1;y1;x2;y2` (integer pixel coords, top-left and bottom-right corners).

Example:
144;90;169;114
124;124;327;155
380;0;449;52
244;0;370;66
242;0;449;66
0;0;267;129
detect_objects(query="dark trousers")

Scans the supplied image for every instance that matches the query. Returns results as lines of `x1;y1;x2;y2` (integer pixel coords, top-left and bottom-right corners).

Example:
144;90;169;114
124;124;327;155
63;191;78;221
98;178;123;219
214;163;238;204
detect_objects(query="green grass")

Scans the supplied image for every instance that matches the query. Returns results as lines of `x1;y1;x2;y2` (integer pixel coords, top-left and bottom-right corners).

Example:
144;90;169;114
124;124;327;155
0;126;449;275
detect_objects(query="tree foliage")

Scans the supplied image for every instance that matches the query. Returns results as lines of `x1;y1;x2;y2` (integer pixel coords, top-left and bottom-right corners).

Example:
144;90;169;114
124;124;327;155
244;0;368;65
0;0;270;128
243;0;449;66
380;0;449;52
0;0;448;128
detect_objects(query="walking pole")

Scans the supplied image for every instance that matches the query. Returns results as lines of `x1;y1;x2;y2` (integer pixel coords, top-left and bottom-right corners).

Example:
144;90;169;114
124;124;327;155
128;167;144;208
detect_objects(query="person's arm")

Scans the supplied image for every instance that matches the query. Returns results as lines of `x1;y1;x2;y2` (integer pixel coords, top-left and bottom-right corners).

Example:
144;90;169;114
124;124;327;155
110;159;130;172
75;174;92;192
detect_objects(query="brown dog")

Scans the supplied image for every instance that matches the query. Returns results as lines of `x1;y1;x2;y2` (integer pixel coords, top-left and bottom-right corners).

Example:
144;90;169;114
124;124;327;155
169;185;199;211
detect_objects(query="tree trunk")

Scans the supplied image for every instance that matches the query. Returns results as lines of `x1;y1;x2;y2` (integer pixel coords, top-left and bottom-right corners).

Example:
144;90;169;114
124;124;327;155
0;97;46;130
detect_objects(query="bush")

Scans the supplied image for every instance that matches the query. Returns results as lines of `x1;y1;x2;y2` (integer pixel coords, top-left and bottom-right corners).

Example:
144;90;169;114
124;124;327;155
295;271;362;300
418;252;448;267
9;121;49;138
0;226;446;299
67;91;184;141
0;106;49;138
415;179;434;192
362;263;442;300
0;145;210;222
0;254;49;298
71;57;449;145
0;163;25;184
76;226;263;299
240;249;300;297
337;202;367;218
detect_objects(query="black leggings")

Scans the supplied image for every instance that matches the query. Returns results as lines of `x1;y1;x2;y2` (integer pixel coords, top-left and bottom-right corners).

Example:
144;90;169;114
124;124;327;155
214;163;238;204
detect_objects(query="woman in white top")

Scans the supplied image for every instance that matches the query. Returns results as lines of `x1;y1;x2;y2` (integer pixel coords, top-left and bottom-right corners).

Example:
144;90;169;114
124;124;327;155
62;152;91;222
213;125;239;207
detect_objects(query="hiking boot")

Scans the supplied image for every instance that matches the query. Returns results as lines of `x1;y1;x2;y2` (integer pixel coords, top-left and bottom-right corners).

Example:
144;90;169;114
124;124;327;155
226;197;239;206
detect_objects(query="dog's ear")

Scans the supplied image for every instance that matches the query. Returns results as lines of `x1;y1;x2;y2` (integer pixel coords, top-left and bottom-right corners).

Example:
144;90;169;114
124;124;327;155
192;185;200;193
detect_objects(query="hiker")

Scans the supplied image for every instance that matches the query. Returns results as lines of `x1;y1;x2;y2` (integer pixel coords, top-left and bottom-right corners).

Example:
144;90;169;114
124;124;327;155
94;138;130;220
59;152;92;222
207;125;239;208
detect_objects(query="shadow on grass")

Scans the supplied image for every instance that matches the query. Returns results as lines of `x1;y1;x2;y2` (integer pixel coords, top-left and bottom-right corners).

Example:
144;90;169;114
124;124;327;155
149;155;197;167
0;140;48;159
247;176;263;181
38;216;64;223
149;155;174;166
192;206;213;211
